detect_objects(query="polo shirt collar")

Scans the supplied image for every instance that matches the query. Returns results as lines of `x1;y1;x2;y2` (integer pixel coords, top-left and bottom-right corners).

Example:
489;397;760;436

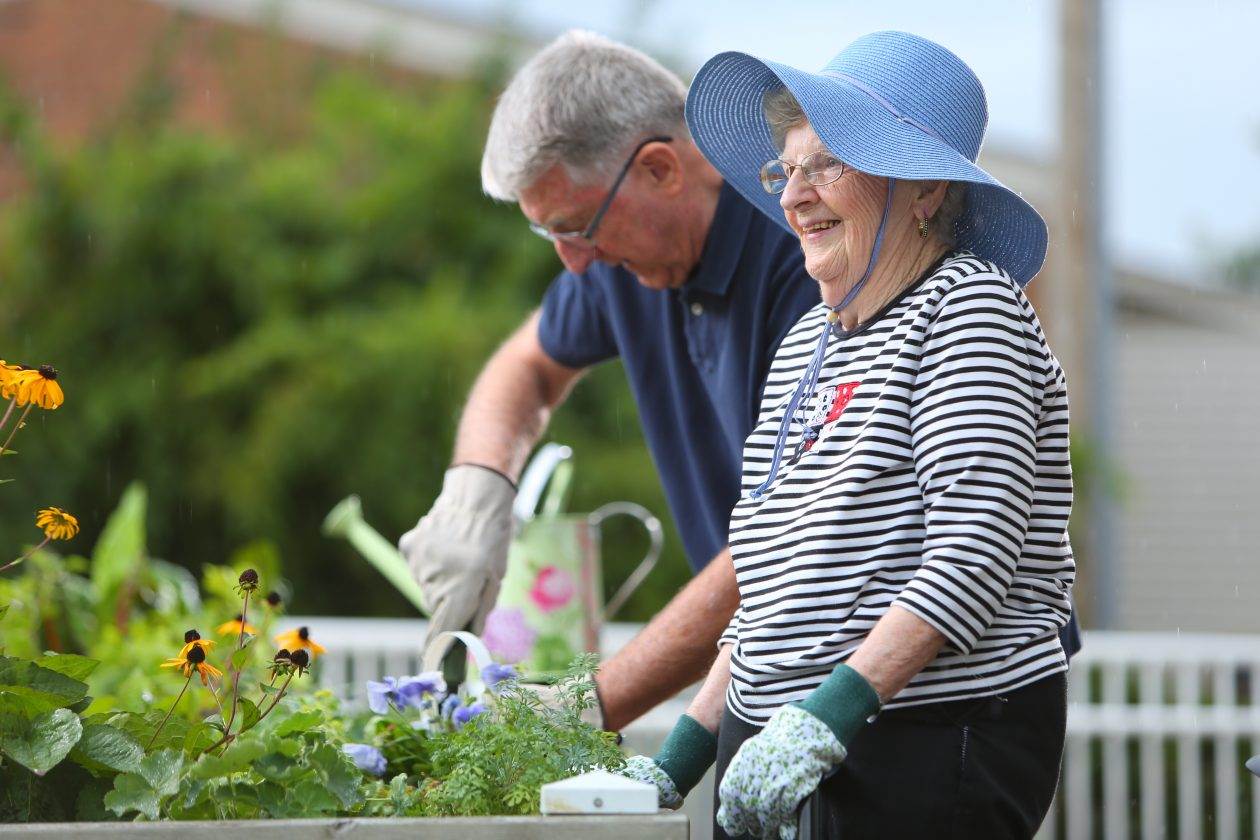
685;181;756;298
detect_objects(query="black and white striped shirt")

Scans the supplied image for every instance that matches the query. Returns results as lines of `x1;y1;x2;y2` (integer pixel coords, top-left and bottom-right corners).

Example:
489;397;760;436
724;253;1074;725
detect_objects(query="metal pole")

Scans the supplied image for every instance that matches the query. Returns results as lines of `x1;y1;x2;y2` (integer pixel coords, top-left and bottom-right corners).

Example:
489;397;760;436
1059;0;1116;629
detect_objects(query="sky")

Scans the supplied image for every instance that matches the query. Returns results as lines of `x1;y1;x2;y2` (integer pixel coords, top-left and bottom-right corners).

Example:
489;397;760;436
413;0;1260;285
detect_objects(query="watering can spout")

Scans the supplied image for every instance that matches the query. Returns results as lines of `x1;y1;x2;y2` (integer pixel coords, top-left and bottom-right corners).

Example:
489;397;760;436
322;494;429;616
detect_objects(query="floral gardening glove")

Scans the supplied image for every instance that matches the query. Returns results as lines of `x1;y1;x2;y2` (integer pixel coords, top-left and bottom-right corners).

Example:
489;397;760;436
717;665;880;840
619;714;717;810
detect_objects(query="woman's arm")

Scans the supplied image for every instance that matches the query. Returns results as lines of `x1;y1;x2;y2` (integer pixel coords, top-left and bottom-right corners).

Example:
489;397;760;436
685;643;734;732
845;606;947;703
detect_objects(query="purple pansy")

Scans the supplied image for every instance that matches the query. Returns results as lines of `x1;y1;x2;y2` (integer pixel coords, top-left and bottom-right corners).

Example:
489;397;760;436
366;672;447;714
343;743;387;777
481;663;519;693
440;693;461;719
452;701;488;730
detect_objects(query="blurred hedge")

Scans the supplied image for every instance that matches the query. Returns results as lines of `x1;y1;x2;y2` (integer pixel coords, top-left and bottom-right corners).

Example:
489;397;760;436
0;69;691;620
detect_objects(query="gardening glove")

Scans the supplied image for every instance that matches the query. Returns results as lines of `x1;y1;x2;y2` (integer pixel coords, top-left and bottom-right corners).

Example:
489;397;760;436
717;665;880;840
399;464;516;646
618;714;717;810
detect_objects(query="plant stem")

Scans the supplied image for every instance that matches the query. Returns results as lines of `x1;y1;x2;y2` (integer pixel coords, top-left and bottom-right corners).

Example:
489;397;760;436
1;537;49;573
222;589;251;735
147;675;192;750
0;397;16;437
257;672;278;707
201;671;293;757
0;404;32;459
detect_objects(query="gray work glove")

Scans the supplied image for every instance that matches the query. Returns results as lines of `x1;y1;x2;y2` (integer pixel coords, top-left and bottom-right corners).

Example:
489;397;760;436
399;465;516;646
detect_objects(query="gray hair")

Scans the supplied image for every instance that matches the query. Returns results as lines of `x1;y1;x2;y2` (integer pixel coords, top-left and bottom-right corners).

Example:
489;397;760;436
481;30;688;201
762;86;968;245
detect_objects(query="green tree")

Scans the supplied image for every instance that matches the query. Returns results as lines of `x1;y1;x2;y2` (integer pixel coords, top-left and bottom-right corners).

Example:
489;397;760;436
0;70;689;620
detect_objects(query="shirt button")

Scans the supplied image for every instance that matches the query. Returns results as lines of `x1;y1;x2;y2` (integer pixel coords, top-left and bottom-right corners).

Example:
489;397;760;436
690;301;704;316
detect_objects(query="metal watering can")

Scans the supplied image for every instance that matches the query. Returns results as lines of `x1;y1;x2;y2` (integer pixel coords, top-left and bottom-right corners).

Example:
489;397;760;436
323;443;662;674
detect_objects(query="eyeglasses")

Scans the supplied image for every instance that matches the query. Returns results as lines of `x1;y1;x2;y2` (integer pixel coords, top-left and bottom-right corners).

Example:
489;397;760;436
759;150;848;194
529;135;673;245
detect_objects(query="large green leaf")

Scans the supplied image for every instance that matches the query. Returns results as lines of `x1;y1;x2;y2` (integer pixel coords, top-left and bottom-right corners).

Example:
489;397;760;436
270;707;323;736
188;735;268;780
90;483;148;613
69;723;144;775
310;741;363;809
0;707;83;773
103;772;160;821
137;749;183;797
34;653;100;683
0;656;88;713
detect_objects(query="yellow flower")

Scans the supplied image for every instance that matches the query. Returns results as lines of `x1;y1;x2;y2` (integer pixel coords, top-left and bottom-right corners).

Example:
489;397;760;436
18;365;63;410
216;614;259;637
0;361;34;403
0;361;24;393
274;626;326;659
35;507;79;541
161;644;222;686
176;628;216;659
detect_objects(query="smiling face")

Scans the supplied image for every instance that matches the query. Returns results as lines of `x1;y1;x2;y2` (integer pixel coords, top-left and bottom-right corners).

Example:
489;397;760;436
778;122;895;304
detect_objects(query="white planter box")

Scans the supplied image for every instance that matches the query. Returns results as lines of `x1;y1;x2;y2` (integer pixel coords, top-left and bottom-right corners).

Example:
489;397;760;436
0;815;688;839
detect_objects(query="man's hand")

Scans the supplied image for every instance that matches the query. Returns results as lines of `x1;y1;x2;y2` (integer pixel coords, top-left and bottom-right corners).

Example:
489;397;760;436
399;465;516;644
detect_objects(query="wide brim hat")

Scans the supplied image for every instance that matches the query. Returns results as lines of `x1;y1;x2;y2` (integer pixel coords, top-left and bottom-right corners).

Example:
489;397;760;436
685;31;1048;287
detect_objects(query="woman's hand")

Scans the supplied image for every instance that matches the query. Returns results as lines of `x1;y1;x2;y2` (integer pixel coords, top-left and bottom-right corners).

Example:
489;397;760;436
716;705;844;840
718;664;880;839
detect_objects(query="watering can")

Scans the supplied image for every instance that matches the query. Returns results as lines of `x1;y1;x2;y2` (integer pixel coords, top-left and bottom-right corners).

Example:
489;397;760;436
323;444;663;674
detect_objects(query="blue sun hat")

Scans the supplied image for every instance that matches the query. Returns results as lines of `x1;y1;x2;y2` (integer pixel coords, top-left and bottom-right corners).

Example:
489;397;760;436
685;30;1048;287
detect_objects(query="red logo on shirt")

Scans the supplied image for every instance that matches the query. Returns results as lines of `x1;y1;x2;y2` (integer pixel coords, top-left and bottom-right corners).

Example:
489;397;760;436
802;381;861;453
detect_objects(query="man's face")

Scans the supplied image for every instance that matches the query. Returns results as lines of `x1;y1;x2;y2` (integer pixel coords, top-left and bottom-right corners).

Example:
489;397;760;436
518;163;687;290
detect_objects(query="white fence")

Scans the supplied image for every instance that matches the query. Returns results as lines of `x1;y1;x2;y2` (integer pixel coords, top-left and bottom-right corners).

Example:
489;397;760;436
286;618;1260;840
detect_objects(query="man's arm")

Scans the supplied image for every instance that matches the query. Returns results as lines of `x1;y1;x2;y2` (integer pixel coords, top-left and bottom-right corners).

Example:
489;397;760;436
597;547;740;731
452;309;585;478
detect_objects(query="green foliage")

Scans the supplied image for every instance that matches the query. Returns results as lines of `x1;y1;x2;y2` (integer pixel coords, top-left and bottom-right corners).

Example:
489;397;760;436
0;64;690;621
416;656;625;817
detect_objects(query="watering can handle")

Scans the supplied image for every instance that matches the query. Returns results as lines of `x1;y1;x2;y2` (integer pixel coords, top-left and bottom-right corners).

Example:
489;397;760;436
422;630;497;692
589;502;663;621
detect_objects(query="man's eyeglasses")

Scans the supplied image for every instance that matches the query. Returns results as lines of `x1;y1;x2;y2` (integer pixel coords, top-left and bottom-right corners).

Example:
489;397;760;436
529;135;673;245
759;150;848;194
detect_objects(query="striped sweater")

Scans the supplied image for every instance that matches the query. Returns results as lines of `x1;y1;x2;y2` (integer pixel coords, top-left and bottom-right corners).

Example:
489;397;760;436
724;253;1075;725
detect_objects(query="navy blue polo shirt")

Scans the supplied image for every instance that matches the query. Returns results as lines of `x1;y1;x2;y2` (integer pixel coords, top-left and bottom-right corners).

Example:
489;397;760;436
537;183;818;571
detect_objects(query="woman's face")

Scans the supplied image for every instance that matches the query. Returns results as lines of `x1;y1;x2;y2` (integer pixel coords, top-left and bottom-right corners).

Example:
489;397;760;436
778;122;891;299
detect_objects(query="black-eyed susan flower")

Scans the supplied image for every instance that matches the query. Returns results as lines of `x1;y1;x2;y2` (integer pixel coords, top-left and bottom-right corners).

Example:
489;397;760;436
177;628;216;659
216;614;258;637
288;648;310;676
0;361;25;398
36;507;79;541
235;568;260;595
2;507;81;573
162;641;223;686
274;626;326;659
17;365;63;410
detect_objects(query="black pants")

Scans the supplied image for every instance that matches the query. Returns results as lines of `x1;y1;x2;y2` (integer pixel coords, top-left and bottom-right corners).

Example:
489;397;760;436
713;672;1066;840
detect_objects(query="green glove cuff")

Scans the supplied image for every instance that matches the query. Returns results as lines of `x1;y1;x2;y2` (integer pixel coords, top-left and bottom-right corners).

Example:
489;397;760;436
794;664;881;745
654;714;718;798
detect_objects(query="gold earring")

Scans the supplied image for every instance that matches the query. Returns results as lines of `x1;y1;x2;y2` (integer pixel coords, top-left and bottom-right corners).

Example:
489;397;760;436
917;217;930;238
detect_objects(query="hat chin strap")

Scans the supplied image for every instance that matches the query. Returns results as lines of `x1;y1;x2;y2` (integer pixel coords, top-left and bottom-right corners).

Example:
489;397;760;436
748;178;894;501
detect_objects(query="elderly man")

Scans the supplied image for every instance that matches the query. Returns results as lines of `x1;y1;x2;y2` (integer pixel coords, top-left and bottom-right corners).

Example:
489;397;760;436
399;30;819;731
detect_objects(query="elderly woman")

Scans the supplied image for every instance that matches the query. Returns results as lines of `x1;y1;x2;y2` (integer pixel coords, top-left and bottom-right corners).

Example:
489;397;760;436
621;31;1075;839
